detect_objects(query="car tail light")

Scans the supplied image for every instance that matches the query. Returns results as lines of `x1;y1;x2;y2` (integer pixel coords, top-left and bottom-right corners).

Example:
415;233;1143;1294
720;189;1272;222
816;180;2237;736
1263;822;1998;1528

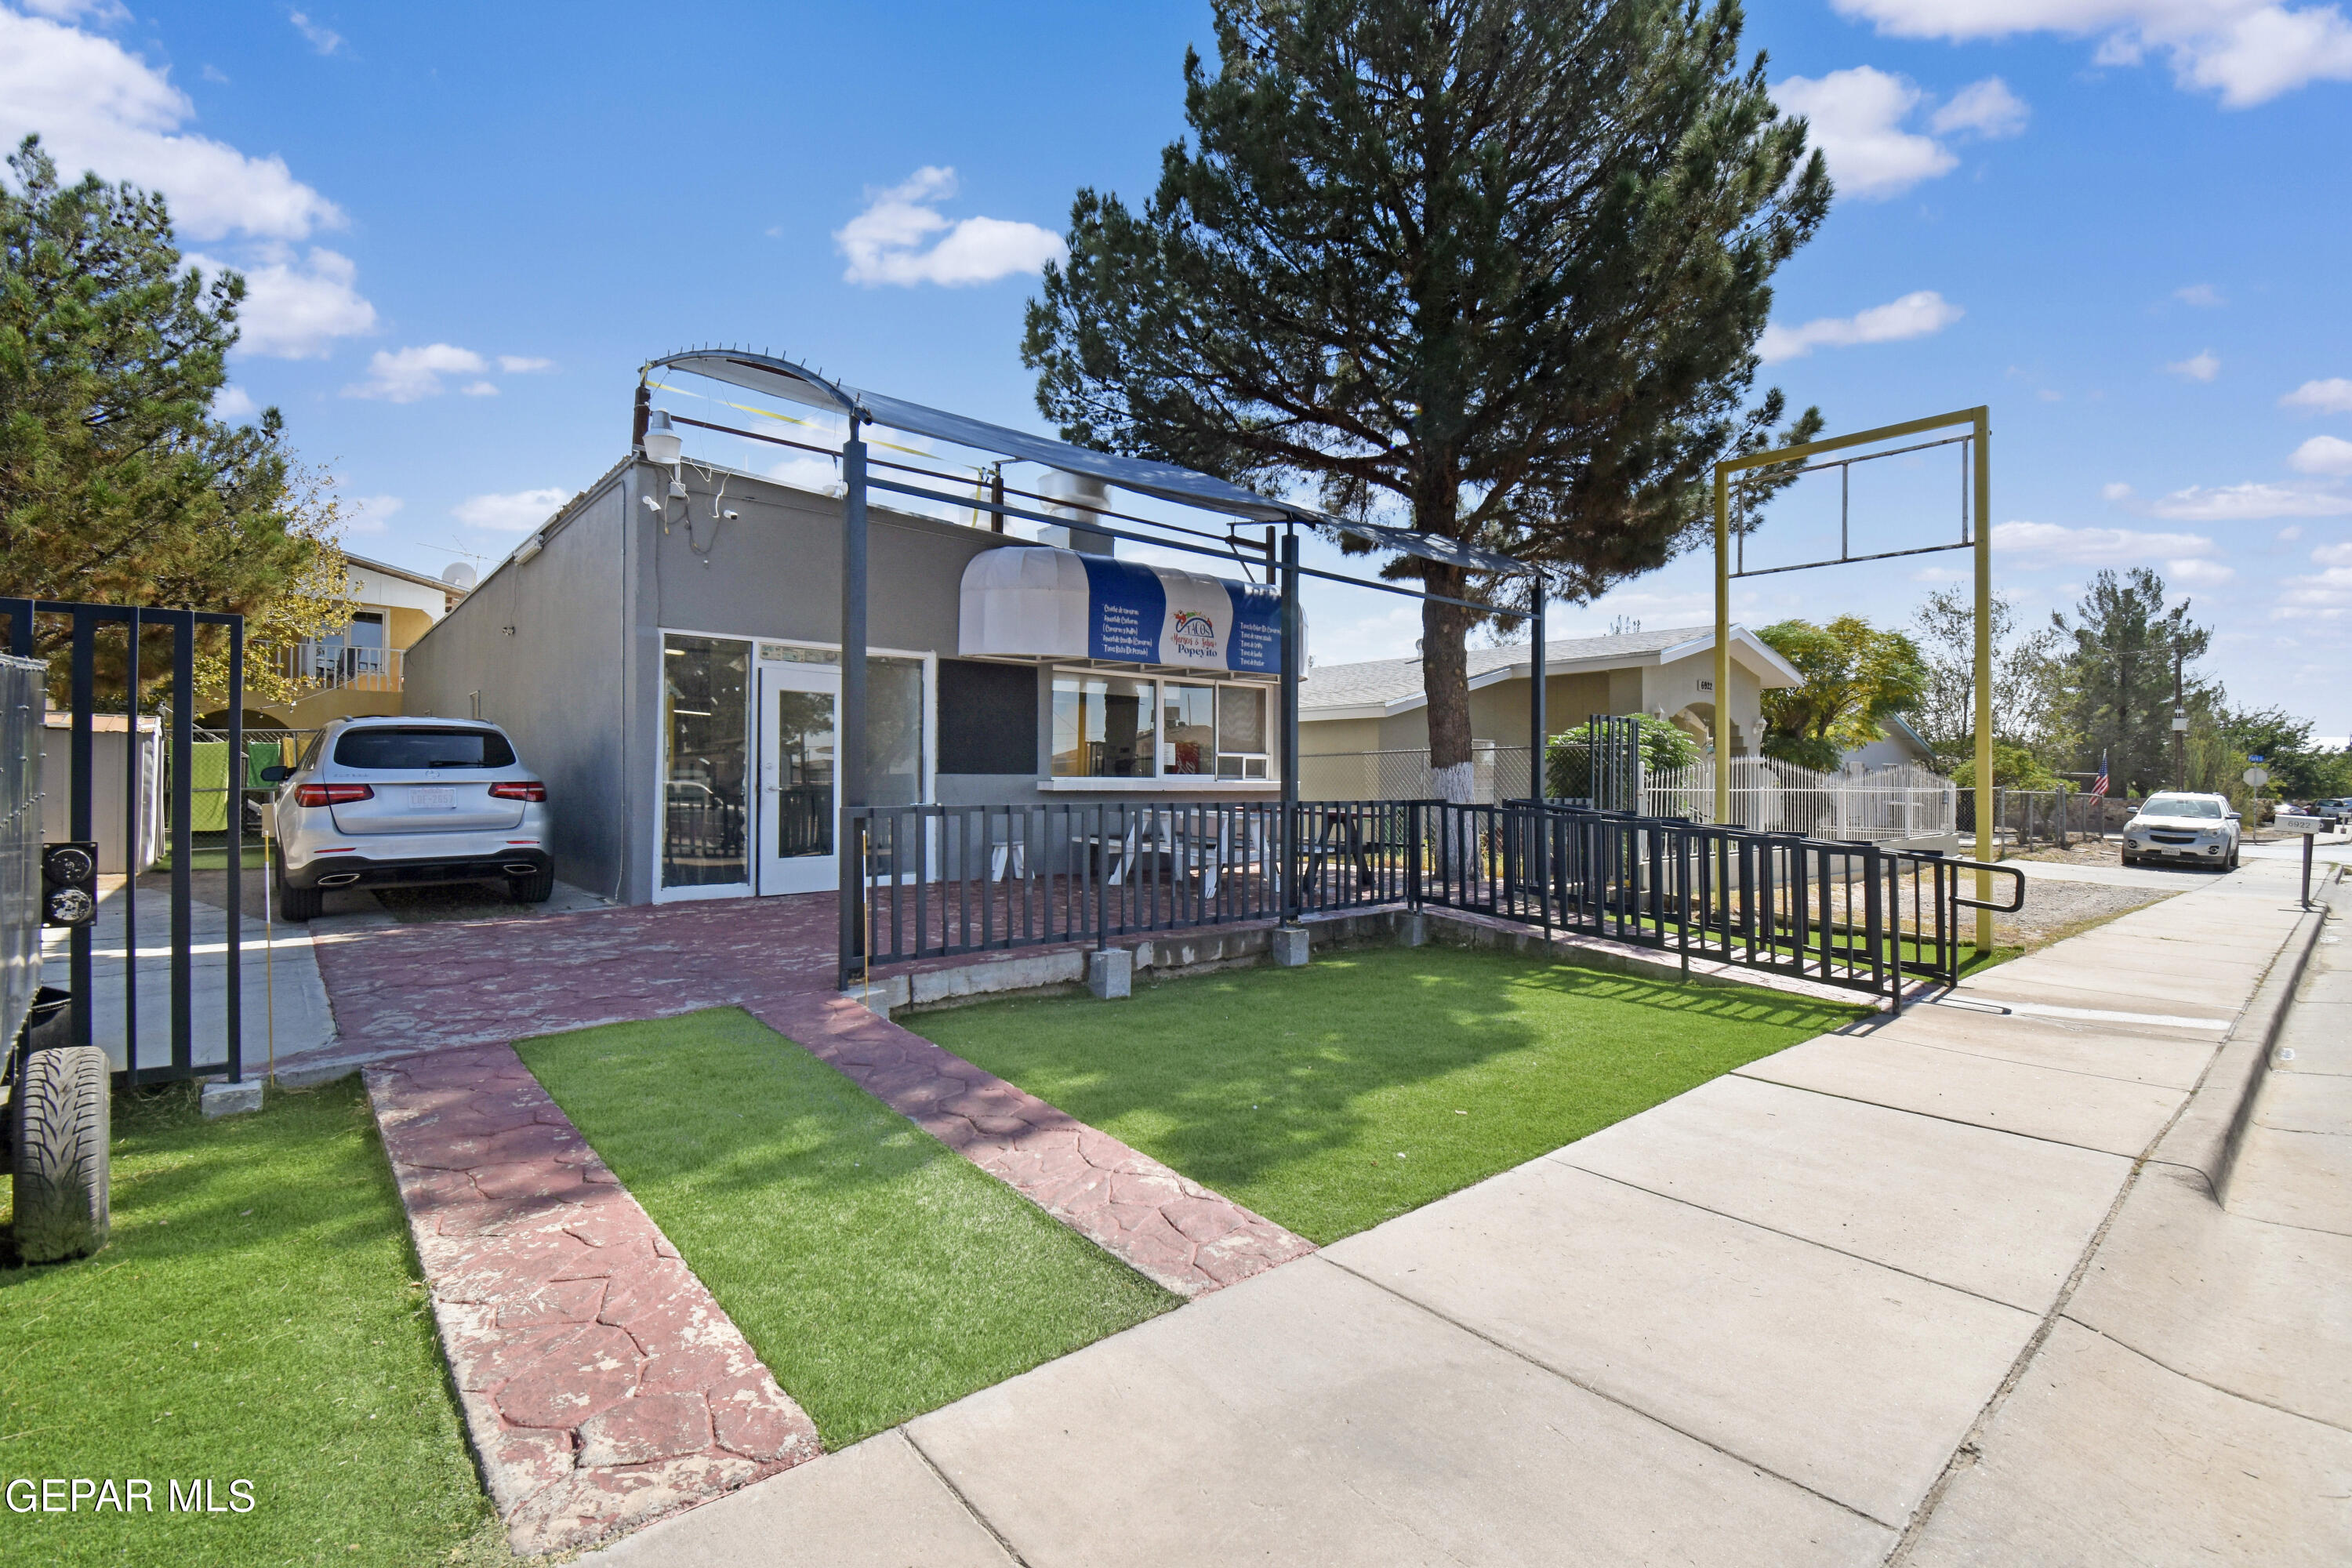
294;783;373;807
489;781;547;802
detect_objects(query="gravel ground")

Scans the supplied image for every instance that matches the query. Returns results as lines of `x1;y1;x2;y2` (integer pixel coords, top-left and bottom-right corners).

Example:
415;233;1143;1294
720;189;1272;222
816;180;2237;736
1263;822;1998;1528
1997;876;2180;950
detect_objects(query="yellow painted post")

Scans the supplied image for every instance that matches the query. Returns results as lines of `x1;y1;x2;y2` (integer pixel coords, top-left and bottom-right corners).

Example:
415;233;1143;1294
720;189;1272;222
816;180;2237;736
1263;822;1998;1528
1972;408;1994;953
1713;465;1732;825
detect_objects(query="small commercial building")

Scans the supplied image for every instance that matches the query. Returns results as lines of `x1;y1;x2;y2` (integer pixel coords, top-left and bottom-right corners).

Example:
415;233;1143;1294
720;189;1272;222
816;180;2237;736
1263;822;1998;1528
403;456;1294;906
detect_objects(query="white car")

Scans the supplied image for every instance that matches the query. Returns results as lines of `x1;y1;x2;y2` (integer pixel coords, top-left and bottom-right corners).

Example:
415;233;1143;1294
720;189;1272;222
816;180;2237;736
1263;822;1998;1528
2121;791;2240;870
267;716;552;920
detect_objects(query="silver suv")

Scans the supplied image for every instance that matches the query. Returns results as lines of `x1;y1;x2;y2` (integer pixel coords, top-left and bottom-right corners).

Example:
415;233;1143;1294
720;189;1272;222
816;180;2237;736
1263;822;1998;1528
267;716;552;920
2121;791;2240;870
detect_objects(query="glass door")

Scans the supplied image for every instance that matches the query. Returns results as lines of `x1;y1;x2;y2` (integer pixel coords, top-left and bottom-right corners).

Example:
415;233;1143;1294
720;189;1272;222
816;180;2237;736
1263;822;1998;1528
757;659;838;895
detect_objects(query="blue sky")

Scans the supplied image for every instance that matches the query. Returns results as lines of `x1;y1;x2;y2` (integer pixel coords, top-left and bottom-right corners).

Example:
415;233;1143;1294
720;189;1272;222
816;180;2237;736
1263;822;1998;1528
5;0;2349;738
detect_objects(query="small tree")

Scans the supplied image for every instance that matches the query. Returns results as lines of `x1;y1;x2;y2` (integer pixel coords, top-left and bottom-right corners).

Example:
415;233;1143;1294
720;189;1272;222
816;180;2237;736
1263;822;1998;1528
1910;586;2060;774
2045;568;2209;797
1025;0;1829;801
1545;713;1698;798
1755;615;1927;772
1;136;346;709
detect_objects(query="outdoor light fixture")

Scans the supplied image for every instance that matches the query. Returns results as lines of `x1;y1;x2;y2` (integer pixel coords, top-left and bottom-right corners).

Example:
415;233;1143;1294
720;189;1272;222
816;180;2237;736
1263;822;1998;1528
513;534;545;565
642;408;684;466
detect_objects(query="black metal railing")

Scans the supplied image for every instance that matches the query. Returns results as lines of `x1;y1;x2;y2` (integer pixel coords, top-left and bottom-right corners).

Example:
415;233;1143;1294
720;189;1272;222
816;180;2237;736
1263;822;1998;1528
846;797;2023;1005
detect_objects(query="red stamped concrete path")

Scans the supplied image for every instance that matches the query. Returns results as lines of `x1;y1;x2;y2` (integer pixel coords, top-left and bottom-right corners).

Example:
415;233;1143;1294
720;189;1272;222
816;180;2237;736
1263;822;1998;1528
366;1044;822;1555
316;894;1313;1548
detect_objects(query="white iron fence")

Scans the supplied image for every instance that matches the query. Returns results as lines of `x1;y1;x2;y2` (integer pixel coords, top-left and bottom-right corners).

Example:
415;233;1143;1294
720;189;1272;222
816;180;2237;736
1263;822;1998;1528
1645;757;1956;843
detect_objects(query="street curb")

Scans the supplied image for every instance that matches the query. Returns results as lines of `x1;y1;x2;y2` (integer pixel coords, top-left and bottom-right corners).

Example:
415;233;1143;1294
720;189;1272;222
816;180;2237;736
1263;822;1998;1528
2148;867;2336;1203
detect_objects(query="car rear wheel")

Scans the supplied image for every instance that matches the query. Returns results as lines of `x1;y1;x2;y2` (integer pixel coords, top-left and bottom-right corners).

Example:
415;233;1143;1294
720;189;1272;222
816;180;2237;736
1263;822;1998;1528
11;1044;112;1263
509;866;555;904
273;846;323;923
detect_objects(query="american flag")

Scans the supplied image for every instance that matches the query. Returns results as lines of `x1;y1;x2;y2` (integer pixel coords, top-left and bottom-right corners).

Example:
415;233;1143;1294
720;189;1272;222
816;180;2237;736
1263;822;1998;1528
2090;751;2110;799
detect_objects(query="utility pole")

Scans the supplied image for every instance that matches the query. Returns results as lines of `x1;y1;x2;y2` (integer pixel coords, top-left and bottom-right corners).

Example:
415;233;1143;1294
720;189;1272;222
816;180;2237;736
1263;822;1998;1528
2171;644;2187;792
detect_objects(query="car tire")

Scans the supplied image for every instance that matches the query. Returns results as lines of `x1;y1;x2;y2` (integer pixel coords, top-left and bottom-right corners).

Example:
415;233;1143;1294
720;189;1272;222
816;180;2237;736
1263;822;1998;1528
273;847;323;923
11;1044;112;1263
2121;851;2137;866
2227;845;2240;870
509;866;555;904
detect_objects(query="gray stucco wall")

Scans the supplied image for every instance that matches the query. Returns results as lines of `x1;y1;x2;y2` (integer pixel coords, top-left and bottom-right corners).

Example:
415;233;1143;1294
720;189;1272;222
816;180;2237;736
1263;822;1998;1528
403;466;631;898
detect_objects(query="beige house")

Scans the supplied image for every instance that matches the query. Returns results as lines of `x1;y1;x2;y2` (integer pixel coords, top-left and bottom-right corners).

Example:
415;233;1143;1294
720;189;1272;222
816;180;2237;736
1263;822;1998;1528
1298;623;1800;795
260;553;470;729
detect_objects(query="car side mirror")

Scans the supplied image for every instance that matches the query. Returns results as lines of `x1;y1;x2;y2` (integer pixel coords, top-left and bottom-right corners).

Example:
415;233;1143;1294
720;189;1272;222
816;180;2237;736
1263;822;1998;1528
260;764;288;783
2227;811;2241;821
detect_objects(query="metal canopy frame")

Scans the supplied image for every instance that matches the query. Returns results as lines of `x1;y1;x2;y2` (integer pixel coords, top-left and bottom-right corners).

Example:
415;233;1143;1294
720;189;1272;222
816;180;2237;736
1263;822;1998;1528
634;350;1549;982
1711;406;1995;953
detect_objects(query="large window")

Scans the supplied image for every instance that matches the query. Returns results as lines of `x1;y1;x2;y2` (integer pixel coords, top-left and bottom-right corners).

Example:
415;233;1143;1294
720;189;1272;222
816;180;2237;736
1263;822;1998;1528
1051;672;1272;781
663;634;750;888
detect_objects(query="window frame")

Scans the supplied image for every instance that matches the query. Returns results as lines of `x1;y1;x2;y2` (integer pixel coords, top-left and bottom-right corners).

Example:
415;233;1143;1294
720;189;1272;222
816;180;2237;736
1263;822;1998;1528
1041;667;1278;789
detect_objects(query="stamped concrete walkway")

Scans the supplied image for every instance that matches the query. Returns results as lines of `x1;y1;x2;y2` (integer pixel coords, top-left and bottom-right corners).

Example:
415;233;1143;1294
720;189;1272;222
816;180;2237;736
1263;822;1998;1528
366;1045;822;1554
586;858;2343;1566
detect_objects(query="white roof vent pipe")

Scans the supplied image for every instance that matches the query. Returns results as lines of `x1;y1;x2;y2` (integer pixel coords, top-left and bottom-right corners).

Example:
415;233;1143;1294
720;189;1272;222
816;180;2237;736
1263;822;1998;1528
1038;470;1115;557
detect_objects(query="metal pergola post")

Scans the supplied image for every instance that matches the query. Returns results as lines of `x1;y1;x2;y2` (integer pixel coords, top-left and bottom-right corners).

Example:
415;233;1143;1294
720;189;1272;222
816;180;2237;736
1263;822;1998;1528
837;419;869;992
1530;590;1547;800
1280;525;1301;926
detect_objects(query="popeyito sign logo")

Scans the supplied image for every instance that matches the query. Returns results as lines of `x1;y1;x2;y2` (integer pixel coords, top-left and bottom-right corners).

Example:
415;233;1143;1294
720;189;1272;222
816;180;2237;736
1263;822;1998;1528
7;1476;256;1514
1170;608;1217;659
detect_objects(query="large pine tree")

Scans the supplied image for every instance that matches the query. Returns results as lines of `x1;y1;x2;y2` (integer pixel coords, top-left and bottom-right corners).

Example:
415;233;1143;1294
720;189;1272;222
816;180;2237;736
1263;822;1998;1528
1025;0;1829;798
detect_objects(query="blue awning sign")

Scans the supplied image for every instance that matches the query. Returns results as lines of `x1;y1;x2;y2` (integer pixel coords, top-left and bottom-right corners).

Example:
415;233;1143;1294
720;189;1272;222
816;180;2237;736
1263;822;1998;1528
960;546;1291;674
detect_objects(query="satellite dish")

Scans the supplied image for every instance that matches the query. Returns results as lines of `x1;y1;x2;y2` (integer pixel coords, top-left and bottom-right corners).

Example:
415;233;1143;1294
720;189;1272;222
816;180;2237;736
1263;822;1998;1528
441;562;477;591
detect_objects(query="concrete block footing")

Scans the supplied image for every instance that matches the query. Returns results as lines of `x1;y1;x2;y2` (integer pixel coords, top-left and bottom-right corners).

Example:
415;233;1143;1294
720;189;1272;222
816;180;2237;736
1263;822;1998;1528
1271;926;1311;967
1398;913;1428;948
201;1079;264;1118
1087;948;1134;1000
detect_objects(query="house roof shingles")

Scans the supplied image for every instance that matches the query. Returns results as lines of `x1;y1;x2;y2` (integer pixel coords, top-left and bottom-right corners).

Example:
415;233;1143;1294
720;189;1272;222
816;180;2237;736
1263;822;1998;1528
1301;624;1778;715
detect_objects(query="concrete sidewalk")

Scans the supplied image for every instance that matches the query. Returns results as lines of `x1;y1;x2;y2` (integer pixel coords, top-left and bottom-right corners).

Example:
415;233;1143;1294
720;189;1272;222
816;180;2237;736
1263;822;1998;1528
584;860;2343;1567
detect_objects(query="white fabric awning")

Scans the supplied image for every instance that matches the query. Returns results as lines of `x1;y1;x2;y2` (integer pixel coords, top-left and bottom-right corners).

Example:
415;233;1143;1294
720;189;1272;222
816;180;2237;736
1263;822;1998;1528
958;546;1294;675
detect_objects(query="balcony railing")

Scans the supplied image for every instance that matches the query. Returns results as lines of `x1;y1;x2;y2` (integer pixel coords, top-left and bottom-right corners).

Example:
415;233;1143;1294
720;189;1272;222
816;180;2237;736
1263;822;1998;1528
278;643;405;694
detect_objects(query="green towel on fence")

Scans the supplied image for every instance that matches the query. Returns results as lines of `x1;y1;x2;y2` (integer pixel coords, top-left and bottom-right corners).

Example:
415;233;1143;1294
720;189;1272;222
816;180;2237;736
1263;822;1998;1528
244;741;278;789
186;740;231;832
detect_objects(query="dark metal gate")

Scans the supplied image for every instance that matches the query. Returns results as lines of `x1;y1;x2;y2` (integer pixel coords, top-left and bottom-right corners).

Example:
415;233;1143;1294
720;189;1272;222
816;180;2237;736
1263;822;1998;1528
2;598;249;1085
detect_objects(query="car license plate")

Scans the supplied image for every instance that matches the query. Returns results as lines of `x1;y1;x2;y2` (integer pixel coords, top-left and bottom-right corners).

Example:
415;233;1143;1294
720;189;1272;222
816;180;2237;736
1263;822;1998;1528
412;787;453;808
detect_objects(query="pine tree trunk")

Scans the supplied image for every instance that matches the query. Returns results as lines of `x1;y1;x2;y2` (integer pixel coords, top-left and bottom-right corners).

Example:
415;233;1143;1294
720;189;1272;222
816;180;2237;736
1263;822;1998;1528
1421;564;1478;804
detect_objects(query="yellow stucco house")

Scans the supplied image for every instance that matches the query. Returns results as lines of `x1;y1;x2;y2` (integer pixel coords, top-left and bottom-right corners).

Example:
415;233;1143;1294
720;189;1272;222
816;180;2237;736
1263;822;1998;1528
258;553;470;730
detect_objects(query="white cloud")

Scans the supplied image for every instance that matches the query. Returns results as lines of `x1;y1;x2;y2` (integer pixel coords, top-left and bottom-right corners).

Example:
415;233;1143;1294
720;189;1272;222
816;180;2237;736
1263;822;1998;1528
2167;349;2220;381
1831;1;2352;108
495;355;554;374
288;9;343;55
2278;524;2304;541
2313;541;2352;564
186;244;376;358
1994;519;2219;563
2277;564;2352;618
0;9;344;241
766;455;844;497
20;1;130;24
454;488;568;532
2282;377;2352;413
2290;435;2352;476
1759;289;1963;362
2172;282;2226;306
1929;75;2032;135
341;494;401;535
834;166;1065;287
2148;482;2352;520
344;343;489;402
2102;481;2136;502
2167;557;2238;584
1772;68;1955;198
213;386;256;420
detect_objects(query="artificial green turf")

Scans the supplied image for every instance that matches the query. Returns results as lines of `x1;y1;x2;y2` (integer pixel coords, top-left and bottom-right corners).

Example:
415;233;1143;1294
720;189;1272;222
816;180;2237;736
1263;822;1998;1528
515;1008;1178;1449
0;1079;505;1567
916;946;1867;1245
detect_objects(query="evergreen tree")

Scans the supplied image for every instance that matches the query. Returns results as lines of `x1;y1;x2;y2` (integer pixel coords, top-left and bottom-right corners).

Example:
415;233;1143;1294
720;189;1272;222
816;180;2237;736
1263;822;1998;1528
2045;568;2209;797
1024;0;1829;799
0;137;345;705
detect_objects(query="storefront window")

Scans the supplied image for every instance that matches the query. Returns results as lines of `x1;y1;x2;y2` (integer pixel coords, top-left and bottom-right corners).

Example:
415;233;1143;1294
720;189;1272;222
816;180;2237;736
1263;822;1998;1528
1217;684;1270;779
866;656;924;808
663;634;750;887
1051;673;1157;777
1163;683;1216;775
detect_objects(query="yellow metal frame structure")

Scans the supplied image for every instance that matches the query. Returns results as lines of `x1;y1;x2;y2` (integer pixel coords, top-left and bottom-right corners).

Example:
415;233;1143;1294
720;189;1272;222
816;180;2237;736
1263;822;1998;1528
1712;405;1995;953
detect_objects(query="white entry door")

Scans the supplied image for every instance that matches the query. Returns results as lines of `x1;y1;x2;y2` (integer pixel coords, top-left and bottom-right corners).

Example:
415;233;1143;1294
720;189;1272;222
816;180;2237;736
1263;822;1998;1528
757;659;839;895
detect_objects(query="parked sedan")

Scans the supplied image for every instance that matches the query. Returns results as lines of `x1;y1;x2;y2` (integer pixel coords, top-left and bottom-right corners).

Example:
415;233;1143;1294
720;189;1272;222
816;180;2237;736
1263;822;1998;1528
2121;791;2240;870
267;717;552;920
